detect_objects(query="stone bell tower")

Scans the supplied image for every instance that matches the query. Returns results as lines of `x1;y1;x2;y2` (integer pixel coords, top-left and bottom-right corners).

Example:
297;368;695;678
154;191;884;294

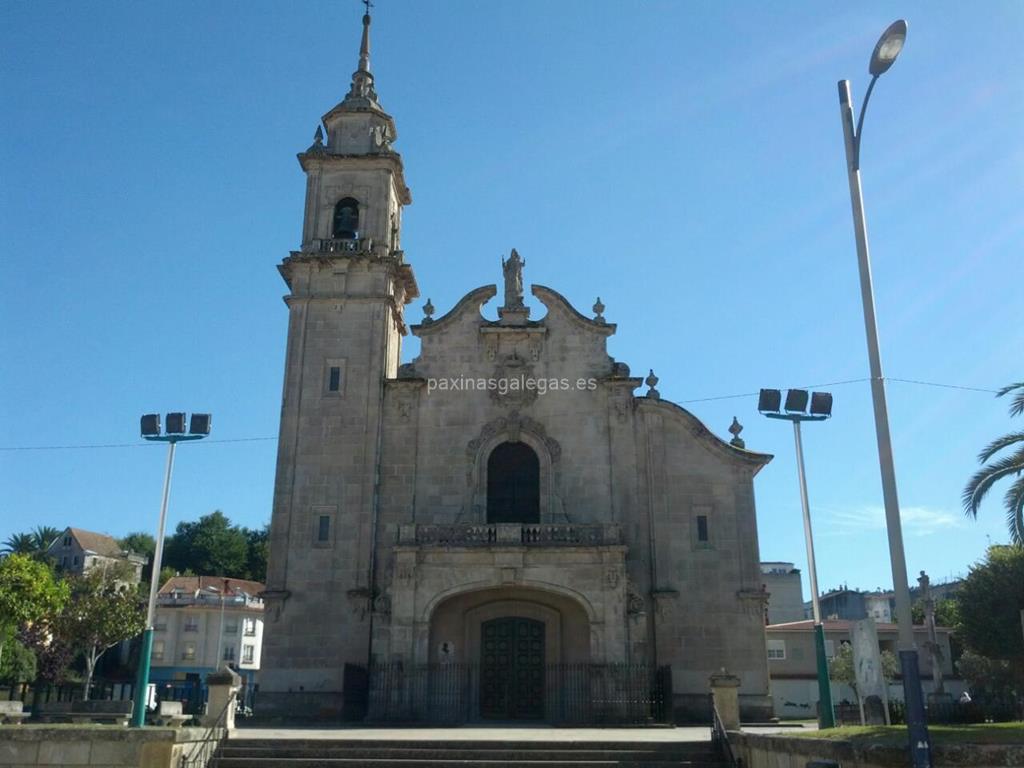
259;8;418;712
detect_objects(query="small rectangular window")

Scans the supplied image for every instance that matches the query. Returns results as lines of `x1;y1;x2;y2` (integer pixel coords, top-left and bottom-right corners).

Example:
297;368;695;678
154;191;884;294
242;645;255;664
182;642;196;661
328;366;341;391
318;515;330;542
697;515;709;542
324;359;346;395
152;640;165;661
767;639;786;660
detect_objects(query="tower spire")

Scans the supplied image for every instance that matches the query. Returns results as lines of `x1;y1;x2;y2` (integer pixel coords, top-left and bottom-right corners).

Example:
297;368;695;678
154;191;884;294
359;0;372;73
344;1;379;106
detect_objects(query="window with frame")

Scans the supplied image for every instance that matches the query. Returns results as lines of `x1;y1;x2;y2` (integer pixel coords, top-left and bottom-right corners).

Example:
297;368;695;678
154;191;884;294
182;642;196;661
184;616;199;633
224;620;239;635
324;359;346;396
697;515;709;543
767;639;786;660
151;640;165;661
223;646;235;662
242;645;255;664
243;617;257;637
317;516;330;543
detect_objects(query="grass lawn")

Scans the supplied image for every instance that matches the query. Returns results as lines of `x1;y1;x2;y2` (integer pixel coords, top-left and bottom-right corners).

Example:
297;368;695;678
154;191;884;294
787;722;1024;745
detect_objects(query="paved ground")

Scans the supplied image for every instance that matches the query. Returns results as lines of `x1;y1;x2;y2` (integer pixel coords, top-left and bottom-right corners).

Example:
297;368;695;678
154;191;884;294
231;726;713;741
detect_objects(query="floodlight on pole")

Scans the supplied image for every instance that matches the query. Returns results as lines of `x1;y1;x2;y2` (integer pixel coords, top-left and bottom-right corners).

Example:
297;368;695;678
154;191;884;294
838;19;932;767
760;389;834;728
131;412;211;728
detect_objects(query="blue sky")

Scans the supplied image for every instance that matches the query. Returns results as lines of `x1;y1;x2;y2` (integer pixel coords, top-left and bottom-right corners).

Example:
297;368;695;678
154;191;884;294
2;1;1021;600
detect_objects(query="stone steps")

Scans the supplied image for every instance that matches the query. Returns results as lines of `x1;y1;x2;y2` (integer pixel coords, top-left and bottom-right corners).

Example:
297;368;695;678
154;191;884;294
215;739;723;768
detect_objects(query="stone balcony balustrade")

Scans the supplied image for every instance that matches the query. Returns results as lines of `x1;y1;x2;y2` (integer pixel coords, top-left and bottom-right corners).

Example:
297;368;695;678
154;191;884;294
398;522;621;548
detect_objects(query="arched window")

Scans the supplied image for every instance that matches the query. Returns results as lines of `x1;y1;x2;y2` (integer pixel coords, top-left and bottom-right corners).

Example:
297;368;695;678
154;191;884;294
332;197;360;239
487;442;540;524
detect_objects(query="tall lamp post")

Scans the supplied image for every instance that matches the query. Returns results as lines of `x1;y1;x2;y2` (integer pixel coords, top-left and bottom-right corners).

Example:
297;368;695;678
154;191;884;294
837;20;932;767
759;388;835;729
131;412;211;728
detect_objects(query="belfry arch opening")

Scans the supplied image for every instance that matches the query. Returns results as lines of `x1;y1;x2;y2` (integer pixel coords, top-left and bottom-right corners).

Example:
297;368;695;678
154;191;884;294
332;197;360;239
487;441;540;524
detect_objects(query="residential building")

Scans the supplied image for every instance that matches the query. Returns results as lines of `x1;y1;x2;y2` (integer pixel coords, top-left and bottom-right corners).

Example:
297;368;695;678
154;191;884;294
760;562;805;624
766;619;965;719
46;527;147;582
149;576;265;690
259;9;776;723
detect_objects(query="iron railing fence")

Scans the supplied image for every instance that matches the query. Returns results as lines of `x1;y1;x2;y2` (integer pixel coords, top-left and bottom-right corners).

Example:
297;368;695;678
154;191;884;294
367;662;670;725
834;695;1023;726
0;678;207;718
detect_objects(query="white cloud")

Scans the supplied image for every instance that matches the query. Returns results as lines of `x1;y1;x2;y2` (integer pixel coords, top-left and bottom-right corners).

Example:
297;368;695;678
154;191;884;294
818;505;965;536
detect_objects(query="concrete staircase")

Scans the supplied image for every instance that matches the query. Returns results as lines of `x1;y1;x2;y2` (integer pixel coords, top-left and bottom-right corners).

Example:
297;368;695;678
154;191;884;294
215;737;725;767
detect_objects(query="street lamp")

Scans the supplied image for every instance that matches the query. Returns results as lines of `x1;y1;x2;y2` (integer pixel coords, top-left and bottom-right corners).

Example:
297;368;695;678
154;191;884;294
759;388;835;729
131;412;211;728
838;20;933;767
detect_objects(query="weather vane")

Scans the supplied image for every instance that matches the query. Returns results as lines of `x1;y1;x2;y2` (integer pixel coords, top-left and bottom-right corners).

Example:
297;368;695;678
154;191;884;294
363;0;373;13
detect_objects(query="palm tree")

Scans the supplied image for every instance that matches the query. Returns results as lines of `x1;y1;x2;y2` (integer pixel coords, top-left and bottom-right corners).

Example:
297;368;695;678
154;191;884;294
1;533;37;555
31;526;61;553
963;381;1024;545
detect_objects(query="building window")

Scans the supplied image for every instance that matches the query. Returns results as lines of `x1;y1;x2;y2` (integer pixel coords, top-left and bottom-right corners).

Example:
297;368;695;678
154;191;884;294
243;617;257;637
61;556;68;567
486;442;540;524
152;640;165;661
73;555;79;566
324;359;346;396
182;642;196;661
317;516;331;543
767;639;786;660
225;621;239;635
242;645;255;664
63;536;71;546
154;621;167;632
223;646;235;662
332;197;359;239
697;515;709;543
184;616;199;633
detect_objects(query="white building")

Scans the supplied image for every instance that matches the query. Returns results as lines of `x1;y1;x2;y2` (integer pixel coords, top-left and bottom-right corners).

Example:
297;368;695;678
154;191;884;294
150;576;265;690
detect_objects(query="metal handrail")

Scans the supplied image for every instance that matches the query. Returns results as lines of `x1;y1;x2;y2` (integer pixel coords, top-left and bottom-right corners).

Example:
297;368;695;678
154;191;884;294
180;695;233;768
711;703;741;768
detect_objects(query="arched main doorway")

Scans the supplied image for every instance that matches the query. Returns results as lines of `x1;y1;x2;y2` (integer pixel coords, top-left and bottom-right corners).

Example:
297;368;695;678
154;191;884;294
487;442;540;523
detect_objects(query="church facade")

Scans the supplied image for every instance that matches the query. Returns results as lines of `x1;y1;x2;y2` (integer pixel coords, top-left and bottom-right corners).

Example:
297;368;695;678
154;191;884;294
260;11;774;723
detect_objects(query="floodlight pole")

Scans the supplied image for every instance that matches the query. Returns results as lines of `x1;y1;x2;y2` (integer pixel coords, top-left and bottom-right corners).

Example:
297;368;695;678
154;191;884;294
131;427;207;728
131;439;176;727
839;76;932;766
765;409;834;728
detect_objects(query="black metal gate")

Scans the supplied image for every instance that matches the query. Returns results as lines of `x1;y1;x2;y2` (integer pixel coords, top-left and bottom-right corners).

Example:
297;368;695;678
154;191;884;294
368;661;669;725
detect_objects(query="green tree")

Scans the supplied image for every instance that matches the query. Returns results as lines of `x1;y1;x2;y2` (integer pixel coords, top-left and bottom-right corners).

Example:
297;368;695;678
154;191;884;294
30;526;61;553
911;597;960;627
244;525;269;582
828;642;898;697
61;565;145;699
0;637;36;684
163;511;249;578
955;545;1024;686
1;533;37;556
0;554;69;672
963;381;1024;545
956;649;1019;698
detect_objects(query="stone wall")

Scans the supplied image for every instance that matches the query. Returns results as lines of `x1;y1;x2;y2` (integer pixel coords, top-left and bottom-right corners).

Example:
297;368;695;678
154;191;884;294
730;731;1024;768
0;727;208;768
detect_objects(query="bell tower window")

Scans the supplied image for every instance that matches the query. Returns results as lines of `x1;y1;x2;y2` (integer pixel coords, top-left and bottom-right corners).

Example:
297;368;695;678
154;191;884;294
332;197;360;239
